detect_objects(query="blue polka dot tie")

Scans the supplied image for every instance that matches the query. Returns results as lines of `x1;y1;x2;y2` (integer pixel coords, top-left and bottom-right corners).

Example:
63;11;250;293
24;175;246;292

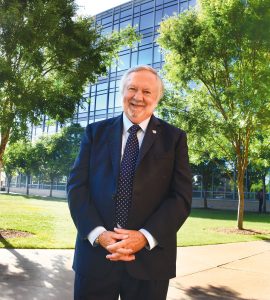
115;124;141;228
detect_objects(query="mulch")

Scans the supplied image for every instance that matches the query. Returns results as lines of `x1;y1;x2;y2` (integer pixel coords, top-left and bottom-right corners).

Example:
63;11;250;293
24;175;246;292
211;227;270;236
0;229;34;239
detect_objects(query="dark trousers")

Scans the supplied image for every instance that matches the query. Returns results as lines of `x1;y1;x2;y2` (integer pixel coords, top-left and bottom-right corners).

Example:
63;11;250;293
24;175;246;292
74;262;169;300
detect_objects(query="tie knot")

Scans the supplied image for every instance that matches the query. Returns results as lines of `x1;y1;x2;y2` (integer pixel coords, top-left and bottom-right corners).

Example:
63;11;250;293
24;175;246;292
128;124;141;135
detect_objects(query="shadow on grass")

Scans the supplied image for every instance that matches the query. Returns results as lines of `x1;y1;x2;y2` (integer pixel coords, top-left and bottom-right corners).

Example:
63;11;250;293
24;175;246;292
0;237;74;299
191;208;270;224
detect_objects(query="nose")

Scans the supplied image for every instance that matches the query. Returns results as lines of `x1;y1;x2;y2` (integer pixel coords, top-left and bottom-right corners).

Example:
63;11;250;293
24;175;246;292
134;89;143;101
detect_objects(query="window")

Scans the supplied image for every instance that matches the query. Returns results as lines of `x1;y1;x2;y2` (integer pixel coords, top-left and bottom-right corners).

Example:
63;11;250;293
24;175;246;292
102;25;112;35
95;94;107;110
163;4;178;17
140;12;154;30
141;34;153;45
120;20;131;29
102;16;113;25
153;46;161;63
97;82;108;92
155;9;163;25
180;1;189;12
133;16;140;27
138;48;152;65
134;6;140;13
141;1;154;11
118;54;130;71
131;51;138;67
115;91;121;107
156;0;163;5
189;0;196;8
121;8;132;18
109;93;115;108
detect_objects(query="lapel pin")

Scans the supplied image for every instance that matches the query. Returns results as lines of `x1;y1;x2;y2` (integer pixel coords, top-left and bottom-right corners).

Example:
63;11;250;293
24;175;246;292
152;130;157;134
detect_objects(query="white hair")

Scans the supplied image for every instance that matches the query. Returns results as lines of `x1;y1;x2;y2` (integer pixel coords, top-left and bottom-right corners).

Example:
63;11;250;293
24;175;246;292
119;65;164;101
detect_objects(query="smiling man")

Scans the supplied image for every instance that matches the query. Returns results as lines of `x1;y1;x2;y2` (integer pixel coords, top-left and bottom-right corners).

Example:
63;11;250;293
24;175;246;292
67;65;192;300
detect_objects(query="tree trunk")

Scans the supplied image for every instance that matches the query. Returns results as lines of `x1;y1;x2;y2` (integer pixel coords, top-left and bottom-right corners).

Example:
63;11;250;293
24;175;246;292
203;191;208;209
262;174;266;213
7;176;11;194
237;172;245;229
26;174;30;196
49;179;53;197
0;128;11;167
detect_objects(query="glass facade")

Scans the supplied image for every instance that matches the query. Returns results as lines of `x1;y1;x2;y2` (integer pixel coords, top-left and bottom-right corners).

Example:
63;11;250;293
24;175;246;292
31;0;196;139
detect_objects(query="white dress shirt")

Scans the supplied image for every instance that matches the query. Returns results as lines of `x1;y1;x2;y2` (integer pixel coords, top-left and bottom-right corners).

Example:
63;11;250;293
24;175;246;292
88;113;158;250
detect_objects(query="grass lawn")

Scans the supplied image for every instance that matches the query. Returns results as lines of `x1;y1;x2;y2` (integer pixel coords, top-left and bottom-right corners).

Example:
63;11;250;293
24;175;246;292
178;208;270;246
0;193;269;249
0;193;76;249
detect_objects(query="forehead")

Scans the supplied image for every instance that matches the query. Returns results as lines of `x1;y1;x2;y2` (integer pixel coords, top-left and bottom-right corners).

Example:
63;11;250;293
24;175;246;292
126;70;158;88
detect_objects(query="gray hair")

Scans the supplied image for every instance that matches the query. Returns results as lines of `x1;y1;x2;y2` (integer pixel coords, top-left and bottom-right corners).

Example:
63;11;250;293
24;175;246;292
119;65;164;101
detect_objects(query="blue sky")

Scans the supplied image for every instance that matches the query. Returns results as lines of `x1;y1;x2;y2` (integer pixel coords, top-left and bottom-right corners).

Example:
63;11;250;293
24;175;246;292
75;0;130;16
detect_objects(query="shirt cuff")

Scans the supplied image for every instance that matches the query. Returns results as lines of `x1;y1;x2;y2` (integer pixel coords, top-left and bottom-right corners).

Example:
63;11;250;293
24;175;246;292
88;226;106;246
139;228;158;250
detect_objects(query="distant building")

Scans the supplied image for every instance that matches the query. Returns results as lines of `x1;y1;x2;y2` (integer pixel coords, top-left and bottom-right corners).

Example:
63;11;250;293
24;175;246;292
31;0;196;139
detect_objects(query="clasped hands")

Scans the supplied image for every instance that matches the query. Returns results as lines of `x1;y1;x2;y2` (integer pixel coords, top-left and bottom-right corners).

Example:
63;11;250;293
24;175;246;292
98;228;147;262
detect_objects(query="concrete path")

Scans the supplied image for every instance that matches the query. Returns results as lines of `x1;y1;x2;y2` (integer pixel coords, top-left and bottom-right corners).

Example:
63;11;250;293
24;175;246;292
0;241;269;300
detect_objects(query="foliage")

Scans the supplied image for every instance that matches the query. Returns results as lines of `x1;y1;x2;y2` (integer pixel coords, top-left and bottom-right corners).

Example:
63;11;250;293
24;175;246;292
0;0;138;165
158;0;270;228
2;124;84;195
2;140;39;194
35;124;84;196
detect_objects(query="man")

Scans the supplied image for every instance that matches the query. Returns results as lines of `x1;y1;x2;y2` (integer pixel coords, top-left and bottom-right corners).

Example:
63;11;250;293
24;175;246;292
67;65;192;300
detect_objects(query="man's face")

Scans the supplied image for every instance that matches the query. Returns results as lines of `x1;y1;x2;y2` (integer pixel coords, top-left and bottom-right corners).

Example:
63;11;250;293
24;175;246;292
122;70;160;124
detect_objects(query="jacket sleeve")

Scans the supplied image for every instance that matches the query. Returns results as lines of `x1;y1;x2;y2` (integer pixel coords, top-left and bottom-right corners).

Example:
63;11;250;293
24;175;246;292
143;131;192;247
67;125;104;240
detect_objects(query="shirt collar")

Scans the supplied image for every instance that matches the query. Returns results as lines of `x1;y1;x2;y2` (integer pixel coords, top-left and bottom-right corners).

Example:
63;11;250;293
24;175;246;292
123;112;151;133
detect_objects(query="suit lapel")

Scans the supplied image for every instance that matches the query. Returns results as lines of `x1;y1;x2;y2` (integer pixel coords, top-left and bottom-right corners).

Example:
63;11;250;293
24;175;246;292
136;115;160;167
107;114;123;184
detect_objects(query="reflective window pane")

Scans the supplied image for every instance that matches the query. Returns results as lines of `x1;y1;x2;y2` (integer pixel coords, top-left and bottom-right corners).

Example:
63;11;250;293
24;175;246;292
156;0;163;5
141;1;154;11
140;12;154;30
180;1;189;12
131;51;138;67
138;48;152;65
163;4;178;17
118;54;130;71
96;94;107;110
155;9;163;25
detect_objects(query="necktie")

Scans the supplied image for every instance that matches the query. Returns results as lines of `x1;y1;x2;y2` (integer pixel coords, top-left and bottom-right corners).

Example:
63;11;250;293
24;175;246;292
115;124;141;228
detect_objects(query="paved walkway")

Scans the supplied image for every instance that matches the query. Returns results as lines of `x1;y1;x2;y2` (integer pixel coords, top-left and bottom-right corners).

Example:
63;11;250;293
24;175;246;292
0;241;269;300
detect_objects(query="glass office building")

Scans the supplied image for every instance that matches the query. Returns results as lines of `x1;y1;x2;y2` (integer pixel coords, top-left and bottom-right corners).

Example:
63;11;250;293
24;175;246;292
31;0;196;139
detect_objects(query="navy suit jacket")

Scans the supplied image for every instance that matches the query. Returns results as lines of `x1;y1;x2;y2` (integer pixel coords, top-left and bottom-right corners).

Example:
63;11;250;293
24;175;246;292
67;114;192;280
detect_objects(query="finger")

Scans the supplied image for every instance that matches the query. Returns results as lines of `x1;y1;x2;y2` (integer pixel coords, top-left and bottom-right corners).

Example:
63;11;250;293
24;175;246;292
107;246;133;255
106;240;128;252
106;253;135;261
114;228;130;234
111;232;129;240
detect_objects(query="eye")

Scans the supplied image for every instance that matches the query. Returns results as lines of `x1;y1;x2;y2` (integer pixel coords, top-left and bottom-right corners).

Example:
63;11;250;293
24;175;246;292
128;87;136;92
144;90;151;95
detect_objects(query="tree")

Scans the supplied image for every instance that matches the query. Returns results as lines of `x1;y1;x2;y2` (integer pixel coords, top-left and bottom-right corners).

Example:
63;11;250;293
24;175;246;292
34;124;84;197
2;140;39;195
0;0;138;166
249;131;270;212
2;145;19;193
158;0;270;228
191;157;228;208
